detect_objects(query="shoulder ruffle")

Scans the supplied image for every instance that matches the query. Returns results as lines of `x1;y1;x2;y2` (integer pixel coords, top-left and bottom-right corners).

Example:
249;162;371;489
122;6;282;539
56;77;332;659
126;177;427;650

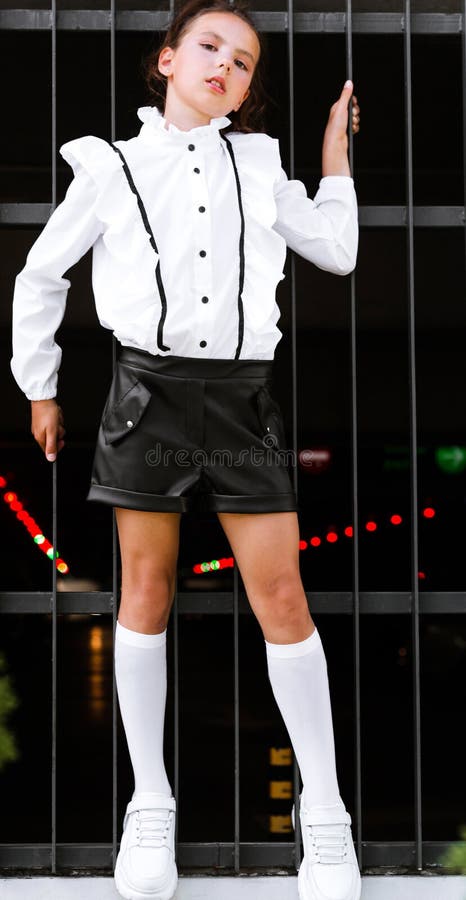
224;133;286;345
59;135;122;184
60;136;154;273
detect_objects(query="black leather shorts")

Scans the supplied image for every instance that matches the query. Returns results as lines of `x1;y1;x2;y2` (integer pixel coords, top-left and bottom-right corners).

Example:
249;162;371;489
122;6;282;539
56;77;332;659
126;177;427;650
86;347;298;514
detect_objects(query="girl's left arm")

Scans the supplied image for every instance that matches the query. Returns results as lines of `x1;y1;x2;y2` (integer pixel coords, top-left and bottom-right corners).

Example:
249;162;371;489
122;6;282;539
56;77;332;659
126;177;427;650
273;81;360;276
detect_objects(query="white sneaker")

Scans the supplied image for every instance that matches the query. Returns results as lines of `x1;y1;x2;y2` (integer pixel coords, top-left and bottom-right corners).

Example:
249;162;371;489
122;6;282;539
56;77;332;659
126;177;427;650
114;792;177;900
292;799;361;900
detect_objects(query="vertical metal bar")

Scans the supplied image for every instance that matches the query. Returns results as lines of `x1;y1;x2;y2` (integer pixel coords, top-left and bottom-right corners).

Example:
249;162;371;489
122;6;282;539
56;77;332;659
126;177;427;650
173;586;179;845
163;0;179;844
462;0;466;271
110;0;116;145
233;564;240;873
51;0;56;211
51;463;57;874
50;0;57;874
112;514;118;873
345;0;362;868
110;0;118;870
286;0;301;872
403;0;423;871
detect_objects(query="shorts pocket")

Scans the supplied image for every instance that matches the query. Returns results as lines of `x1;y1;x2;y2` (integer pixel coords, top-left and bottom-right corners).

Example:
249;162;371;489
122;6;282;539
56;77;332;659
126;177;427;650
101;366;152;445
255;386;287;450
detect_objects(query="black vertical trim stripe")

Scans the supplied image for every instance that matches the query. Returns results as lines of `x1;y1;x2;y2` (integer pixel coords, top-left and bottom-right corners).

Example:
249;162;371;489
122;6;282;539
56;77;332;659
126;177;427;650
222;135;246;360
110;143;171;352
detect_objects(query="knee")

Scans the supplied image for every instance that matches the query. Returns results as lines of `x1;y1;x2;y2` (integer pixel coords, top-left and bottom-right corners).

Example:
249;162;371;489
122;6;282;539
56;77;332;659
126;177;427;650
119;565;176;631
253;571;310;629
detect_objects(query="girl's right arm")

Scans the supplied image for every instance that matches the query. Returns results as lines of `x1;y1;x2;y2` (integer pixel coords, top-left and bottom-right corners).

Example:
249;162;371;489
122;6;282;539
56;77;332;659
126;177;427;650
11;165;103;460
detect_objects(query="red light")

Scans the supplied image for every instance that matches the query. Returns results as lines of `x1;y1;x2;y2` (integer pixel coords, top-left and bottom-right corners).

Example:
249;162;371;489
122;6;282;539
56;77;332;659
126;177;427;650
10;501;23;512
326;532;338;543
310;537;321;547
423;507;435;519
418;571;426;580
4;492;16;504
0;476;6;488
366;521;377;532
344;526;353;538
391;514;402;525
299;540;307;550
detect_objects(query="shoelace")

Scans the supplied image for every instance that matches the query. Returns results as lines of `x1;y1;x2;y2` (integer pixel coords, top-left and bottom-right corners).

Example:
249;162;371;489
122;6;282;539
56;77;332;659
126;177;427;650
307;824;349;864
135;809;172;848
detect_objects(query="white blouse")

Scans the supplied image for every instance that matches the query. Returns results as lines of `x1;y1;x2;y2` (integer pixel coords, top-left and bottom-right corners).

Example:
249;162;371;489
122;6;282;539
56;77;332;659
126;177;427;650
10;105;359;401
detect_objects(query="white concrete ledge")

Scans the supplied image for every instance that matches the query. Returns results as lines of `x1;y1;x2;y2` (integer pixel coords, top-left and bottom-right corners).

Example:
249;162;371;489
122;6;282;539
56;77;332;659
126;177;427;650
0;876;466;899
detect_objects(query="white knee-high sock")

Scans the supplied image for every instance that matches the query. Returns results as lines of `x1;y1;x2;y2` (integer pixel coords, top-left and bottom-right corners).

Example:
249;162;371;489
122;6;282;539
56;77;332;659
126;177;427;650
265;628;344;811
115;620;172;798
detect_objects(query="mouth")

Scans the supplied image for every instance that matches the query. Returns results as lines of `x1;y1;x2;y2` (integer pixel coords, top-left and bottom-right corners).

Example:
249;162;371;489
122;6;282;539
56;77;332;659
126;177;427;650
206;77;226;95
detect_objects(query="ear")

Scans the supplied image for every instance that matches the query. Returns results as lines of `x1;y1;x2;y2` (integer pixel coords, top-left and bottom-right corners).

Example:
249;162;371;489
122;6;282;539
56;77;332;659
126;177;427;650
234;87;250;111
158;46;175;77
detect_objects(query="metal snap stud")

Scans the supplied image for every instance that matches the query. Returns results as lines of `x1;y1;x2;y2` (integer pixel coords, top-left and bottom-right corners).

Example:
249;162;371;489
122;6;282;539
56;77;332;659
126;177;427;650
126;420;134;428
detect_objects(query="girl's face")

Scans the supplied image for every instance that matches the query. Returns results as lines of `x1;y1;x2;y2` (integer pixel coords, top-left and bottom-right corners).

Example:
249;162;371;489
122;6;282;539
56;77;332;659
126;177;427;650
158;11;260;128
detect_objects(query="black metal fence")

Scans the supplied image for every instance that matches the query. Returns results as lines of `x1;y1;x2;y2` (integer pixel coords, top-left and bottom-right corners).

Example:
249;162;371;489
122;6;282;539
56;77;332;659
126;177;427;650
0;0;465;876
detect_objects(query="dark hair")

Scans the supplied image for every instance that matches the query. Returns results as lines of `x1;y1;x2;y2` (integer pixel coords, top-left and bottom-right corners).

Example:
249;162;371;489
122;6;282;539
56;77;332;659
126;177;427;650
141;0;268;133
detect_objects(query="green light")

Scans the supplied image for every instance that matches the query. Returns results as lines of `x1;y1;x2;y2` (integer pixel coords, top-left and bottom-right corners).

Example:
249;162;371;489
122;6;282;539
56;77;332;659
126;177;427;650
435;446;466;474
47;548;59;559
211;560;220;570
34;534;45;544
201;562;210;572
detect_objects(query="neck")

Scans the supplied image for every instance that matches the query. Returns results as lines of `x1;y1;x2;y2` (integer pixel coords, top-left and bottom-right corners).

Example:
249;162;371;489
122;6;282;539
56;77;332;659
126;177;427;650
163;95;214;132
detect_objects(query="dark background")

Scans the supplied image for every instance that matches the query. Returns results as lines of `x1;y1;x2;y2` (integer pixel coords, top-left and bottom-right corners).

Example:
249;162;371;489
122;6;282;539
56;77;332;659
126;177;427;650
0;4;465;851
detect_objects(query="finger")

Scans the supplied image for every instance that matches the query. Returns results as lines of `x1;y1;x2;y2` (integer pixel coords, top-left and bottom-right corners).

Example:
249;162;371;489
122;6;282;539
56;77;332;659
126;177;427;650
45;426;58;462
340;79;354;104
32;425;46;454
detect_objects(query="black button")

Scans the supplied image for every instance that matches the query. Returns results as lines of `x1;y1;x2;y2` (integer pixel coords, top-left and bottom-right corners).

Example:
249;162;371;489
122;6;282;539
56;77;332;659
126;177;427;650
188;144;195;151
199;206;206;213
200;340;207;348
199;250;206;257
193;167;200;174
201;296;209;303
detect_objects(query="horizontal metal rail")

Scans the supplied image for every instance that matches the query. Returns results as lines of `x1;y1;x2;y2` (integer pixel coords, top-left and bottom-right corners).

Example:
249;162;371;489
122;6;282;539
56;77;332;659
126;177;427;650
0;10;463;33
0;591;465;614
0;840;464;870
1;204;465;227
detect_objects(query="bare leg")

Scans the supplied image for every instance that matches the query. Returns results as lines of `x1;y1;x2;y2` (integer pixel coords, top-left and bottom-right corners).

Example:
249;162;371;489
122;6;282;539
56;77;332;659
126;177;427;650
217;511;314;642
115;507;181;632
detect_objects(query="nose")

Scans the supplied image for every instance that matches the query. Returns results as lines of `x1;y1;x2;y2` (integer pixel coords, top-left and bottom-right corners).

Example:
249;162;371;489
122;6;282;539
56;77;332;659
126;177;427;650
218;56;232;73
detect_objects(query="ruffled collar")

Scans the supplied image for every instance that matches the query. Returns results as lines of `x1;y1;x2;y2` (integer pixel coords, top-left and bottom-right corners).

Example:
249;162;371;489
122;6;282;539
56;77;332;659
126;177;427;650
137;105;231;150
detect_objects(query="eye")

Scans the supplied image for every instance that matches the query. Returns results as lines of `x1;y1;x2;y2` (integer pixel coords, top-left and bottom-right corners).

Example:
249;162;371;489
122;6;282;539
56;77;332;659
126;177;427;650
200;42;216;51
235;59;248;71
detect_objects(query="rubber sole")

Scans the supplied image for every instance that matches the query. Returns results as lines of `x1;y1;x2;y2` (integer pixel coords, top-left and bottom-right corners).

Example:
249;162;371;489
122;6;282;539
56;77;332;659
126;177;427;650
114;857;178;900
298;861;362;900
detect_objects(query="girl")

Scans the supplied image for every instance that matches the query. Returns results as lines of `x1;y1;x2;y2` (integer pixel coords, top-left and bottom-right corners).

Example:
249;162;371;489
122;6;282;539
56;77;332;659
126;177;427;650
10;1;361;898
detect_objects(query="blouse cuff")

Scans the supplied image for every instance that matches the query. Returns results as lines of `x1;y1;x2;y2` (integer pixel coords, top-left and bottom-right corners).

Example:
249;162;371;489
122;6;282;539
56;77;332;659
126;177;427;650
26;389;57;402
315;175;357;203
